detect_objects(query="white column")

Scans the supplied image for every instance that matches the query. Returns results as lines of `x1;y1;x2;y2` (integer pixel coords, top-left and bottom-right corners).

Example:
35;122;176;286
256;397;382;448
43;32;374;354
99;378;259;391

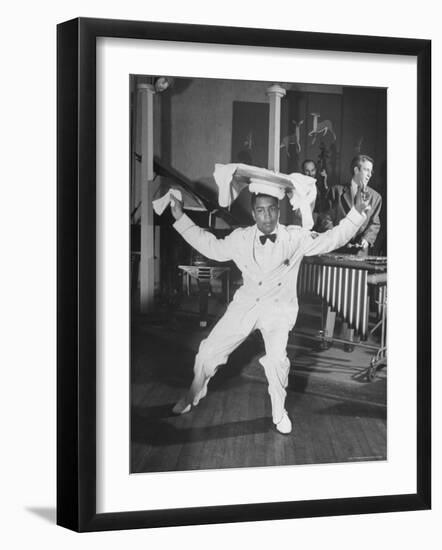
138;83;156;313
266;84;286;171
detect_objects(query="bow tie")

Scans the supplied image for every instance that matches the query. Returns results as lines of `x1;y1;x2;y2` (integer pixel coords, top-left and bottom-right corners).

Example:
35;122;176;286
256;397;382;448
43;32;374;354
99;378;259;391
259;233;277;245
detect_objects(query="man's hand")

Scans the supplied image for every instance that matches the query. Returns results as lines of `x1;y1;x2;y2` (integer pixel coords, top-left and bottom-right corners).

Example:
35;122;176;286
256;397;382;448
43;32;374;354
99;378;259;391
354;188;371;216
170;197;184;221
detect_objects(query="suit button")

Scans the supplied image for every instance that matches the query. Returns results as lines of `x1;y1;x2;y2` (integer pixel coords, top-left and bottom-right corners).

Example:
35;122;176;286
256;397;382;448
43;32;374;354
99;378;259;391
278;282;282;286
256;298;260;302
258;281;262;286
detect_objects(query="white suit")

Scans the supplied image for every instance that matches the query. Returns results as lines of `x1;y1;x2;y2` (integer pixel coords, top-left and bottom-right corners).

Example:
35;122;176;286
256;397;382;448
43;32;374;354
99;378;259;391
173;207;365;424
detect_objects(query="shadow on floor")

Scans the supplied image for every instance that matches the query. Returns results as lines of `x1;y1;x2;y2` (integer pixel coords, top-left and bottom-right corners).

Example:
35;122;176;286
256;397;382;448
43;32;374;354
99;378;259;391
315;399;386;420
131;411;272;446
132;324;264;391
25;507;56;524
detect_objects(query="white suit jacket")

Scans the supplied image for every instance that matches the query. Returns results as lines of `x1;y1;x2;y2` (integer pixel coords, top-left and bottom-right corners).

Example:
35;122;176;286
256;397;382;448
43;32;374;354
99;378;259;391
174;207;366;328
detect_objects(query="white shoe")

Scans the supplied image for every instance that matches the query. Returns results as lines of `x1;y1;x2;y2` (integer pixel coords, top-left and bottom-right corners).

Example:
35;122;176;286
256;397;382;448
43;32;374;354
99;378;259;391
192;378;210;406
275;413;292;434
173;378;210;413
172;397;192;415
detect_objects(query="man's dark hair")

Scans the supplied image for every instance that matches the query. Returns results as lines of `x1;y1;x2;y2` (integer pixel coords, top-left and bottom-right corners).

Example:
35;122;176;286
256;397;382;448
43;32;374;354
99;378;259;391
350;154;374;176
302;159;316;171
251;193;279;210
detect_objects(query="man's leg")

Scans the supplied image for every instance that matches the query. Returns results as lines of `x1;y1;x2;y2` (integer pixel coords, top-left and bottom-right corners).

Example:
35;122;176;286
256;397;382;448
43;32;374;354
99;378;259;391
173;304;253;414
258;322;292;433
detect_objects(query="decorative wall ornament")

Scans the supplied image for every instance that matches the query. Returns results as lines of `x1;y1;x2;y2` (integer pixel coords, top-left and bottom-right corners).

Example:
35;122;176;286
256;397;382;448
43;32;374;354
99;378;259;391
243;130;253;151
232;101;269;167
354;136;364;154
280;119;304;156
309;112;336;145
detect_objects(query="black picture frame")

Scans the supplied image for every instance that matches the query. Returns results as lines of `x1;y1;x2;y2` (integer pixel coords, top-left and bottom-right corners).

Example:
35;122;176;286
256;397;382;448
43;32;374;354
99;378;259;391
57;17;431;532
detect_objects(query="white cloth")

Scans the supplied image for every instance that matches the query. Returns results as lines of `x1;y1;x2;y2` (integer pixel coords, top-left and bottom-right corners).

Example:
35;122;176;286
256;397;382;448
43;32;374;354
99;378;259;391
213;163;244;207
152;189;183;215
213;162;317;229
286;174;317;229
173;207;366;422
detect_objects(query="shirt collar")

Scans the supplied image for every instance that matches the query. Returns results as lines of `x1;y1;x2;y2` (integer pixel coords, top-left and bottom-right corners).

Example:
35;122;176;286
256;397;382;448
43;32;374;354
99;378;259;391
350;179;358;202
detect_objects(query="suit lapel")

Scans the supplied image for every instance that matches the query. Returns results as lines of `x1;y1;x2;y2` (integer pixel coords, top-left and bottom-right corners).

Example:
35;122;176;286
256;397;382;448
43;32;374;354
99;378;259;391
341;186;353;214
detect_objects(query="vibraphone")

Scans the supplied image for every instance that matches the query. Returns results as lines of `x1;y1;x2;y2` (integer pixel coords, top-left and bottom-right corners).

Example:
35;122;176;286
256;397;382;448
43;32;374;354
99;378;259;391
297;253;387;380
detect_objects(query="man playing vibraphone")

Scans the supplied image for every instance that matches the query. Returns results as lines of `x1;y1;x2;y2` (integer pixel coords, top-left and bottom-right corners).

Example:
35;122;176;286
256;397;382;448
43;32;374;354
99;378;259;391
315;154;383;349
319;154;382;253
170;176;371;434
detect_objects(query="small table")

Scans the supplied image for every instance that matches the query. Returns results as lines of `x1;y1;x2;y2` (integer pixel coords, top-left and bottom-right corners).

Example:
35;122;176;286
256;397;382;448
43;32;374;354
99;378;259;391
178;265;231;327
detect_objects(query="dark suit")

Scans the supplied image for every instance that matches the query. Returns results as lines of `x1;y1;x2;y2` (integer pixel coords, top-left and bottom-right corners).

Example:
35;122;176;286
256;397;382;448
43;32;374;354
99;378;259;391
319;183;382;247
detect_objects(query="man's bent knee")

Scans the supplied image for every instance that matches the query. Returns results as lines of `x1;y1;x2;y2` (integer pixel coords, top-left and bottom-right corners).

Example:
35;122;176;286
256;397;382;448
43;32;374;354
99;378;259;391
260;354;290;384
195;339;225;379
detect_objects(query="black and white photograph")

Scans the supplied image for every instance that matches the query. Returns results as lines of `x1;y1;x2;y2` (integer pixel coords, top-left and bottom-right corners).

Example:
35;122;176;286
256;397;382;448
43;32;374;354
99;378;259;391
2;0;437;545
130;75;388;473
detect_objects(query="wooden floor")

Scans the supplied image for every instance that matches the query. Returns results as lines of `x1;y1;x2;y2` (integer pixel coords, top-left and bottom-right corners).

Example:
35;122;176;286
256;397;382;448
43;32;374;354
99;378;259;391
130;297;387;473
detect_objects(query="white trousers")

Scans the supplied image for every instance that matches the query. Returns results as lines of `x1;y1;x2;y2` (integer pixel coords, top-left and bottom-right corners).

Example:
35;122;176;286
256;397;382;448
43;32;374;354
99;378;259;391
186;301;292;424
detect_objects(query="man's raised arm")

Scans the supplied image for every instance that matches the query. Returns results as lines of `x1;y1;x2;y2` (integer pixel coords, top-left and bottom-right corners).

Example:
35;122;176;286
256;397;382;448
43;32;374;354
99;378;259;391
301;189;371;256
171;198;235;262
